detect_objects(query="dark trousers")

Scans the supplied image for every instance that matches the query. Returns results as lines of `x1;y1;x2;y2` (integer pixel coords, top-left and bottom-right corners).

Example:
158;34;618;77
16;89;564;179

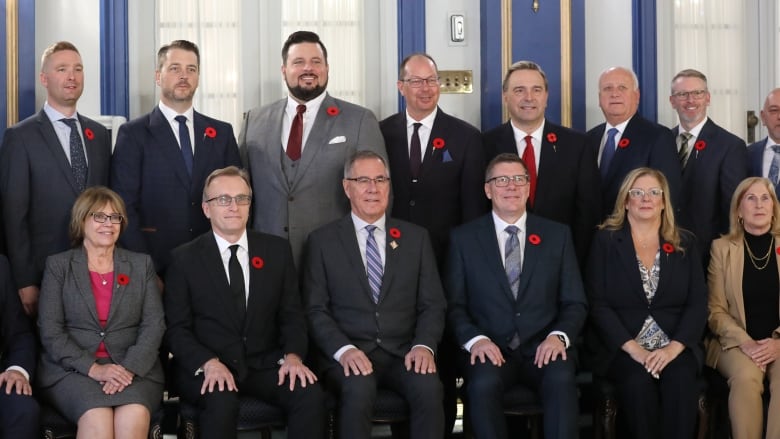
324;348;444;439
607;349;699;439
0;390;39;438
178;366;326;439
463;349;579;439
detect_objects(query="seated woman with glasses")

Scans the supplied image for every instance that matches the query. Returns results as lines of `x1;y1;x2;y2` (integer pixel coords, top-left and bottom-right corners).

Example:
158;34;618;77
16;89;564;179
37;186;164;439
586;167;707;439
707;176;780;439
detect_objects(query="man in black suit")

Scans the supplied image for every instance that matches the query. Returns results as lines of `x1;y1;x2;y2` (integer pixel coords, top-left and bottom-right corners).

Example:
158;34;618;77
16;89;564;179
0;255;38;437
380;53;486;436
446;153;587;439
747;88;780;187
164;166;325;439
483;60;600;265
668;69;746;262
112;40;241;282
0;41;110;315
304;151;446;439
587;66;681;219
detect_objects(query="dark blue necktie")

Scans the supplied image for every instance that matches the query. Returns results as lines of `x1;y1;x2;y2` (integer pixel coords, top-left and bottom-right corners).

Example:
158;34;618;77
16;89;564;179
60;118;88;192
600;128;619;178
365;225;383;303
175;115;193;176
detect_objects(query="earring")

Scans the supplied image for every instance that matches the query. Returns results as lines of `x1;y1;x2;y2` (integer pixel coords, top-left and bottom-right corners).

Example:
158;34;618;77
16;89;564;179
739;217;744;225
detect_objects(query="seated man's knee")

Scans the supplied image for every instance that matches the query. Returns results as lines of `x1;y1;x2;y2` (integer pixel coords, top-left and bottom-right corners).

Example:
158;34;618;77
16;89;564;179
465;364;503;400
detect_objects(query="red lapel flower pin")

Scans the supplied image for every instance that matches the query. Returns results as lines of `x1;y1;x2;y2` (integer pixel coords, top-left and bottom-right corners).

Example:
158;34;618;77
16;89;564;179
618;138;630;148
432;138;446;149
251;256;264;269
117;274;129;286
326;106;339;116
84;128;95;141
204;127;217;138
662;243;675;254
389;227;401;250
528;234;541;245
546;133;557;143
694;140;706;158
775;246;780;255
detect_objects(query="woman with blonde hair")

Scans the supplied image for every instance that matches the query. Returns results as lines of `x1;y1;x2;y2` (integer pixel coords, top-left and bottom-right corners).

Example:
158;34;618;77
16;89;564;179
707;176;780;439
587;167;707;439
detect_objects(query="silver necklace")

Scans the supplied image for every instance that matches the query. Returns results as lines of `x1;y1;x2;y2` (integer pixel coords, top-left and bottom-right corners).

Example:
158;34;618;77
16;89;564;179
89;264;111;285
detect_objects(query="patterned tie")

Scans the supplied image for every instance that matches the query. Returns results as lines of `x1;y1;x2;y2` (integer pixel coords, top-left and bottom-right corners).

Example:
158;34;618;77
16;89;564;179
228;244;246;321
60;118;88;192
600;128;619;178
521;135;537;207
504;225;522;299
365;225;383;303
286;104;306;161
769;145;780;193
678;132;693;167
409;122;423;180
174;115;193;176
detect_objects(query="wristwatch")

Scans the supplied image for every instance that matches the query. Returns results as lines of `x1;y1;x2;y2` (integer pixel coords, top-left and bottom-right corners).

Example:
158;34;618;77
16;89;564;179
556;334;567;348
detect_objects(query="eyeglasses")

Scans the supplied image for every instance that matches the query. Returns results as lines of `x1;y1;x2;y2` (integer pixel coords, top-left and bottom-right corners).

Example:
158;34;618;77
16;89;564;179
671;89;708;100
628;188;664;199
403;77;440;88
205;195;252;206
345;176;391;186
90;212;124;224
486;175;530;187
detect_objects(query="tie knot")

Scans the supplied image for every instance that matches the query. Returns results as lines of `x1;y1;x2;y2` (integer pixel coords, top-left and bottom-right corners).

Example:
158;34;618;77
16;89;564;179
505;225;519;236
607;127;618;138
680;132;692;142
229;244;240;256
365;225;377;234
175;115;187;125
296;104;307;115
60;118;78;128
524;135;533;146
412;122;422;132
772;144;780;154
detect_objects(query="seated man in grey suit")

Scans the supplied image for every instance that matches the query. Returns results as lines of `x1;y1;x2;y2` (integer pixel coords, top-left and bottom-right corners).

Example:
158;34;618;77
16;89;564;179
446;153;587;439
240;30;386;268
304;151;446;439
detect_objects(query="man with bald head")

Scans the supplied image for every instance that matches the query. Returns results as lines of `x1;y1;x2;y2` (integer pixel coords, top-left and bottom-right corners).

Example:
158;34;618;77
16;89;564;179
586;67;681;218
748;88;780;193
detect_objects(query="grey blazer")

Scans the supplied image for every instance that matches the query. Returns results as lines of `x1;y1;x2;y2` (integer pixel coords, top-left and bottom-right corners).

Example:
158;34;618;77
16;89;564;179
239;93;386;266
37;247;165;388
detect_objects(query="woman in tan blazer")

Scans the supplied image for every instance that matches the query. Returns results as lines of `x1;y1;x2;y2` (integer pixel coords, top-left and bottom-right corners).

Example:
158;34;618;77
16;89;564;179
707;176;780;439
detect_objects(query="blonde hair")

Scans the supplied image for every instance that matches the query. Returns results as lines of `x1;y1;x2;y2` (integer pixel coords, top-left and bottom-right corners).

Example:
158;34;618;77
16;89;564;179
724;177;780;241
599;167;683;251
69;186;128;247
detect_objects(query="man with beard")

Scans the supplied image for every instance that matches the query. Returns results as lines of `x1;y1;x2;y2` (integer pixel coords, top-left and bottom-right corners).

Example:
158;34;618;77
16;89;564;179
240;31;386;268
111;40;241;283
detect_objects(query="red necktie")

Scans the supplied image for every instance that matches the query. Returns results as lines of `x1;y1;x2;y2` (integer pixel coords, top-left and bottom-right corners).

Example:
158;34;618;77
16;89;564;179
522;135;537;207
286;104;306;161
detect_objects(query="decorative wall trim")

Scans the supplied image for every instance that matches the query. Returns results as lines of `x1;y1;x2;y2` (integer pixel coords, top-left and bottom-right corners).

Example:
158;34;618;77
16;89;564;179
632;0;658;121
5;0;17;127
560;0;571;126
99;0;129;118
397;0;425;112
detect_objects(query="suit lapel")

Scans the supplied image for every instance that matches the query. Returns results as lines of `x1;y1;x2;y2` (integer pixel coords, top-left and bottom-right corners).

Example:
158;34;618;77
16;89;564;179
191;112;213;193
496;122;518;155
78;116;105;186
106;250;131;326
244;233;266;330
337;217;376;302
197;234;243;332
70;248;100;326
728;238;748;326
475;216;516;303
292;94;337;190
149;107;191;189
419;109;444;175
516;216;541;298
614;226;647;301
37;110;80;196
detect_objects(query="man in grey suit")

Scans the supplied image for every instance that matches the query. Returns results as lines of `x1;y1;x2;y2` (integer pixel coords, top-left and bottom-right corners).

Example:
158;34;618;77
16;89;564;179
0;41;110;315
304;151;446;439
239;30;386;267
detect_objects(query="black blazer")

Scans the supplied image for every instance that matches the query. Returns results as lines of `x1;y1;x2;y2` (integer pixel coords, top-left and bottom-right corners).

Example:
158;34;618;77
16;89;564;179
446;213;587;357
673;119;747;258
111;107;241;273
380;108;488;266
585;226;707;375
0;256;35;377
0;110;110;288
304;215;446;360
164;230;307;381
747;137;769;178
587;114;682;219
483;120;601;265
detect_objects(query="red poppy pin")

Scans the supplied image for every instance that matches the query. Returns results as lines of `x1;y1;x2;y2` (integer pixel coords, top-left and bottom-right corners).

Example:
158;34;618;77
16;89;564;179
326;106;339;116
662;243;675;254
251;257;264;269
528;234;541;245
389;228;401;239
117;274;129;286
204;127;217;138
84;128;95;141
694;140;706;151
776;246;780;255
618;138;630;148
432;138;446;149
546;133;557;143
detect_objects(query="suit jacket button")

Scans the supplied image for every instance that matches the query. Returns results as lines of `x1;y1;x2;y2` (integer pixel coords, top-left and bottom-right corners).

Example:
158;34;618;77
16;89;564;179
283;226;289;232
376;338;381;344
515;313;521;317
409;200;415;206
288;196;295;201
99;332;105;337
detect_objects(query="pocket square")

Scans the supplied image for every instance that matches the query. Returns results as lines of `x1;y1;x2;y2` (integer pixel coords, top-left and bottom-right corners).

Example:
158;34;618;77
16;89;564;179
442;150;453;162
328;136;347;144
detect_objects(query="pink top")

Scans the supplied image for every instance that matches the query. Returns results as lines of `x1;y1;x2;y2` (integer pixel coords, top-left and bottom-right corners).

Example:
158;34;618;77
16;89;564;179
88;271;114;358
